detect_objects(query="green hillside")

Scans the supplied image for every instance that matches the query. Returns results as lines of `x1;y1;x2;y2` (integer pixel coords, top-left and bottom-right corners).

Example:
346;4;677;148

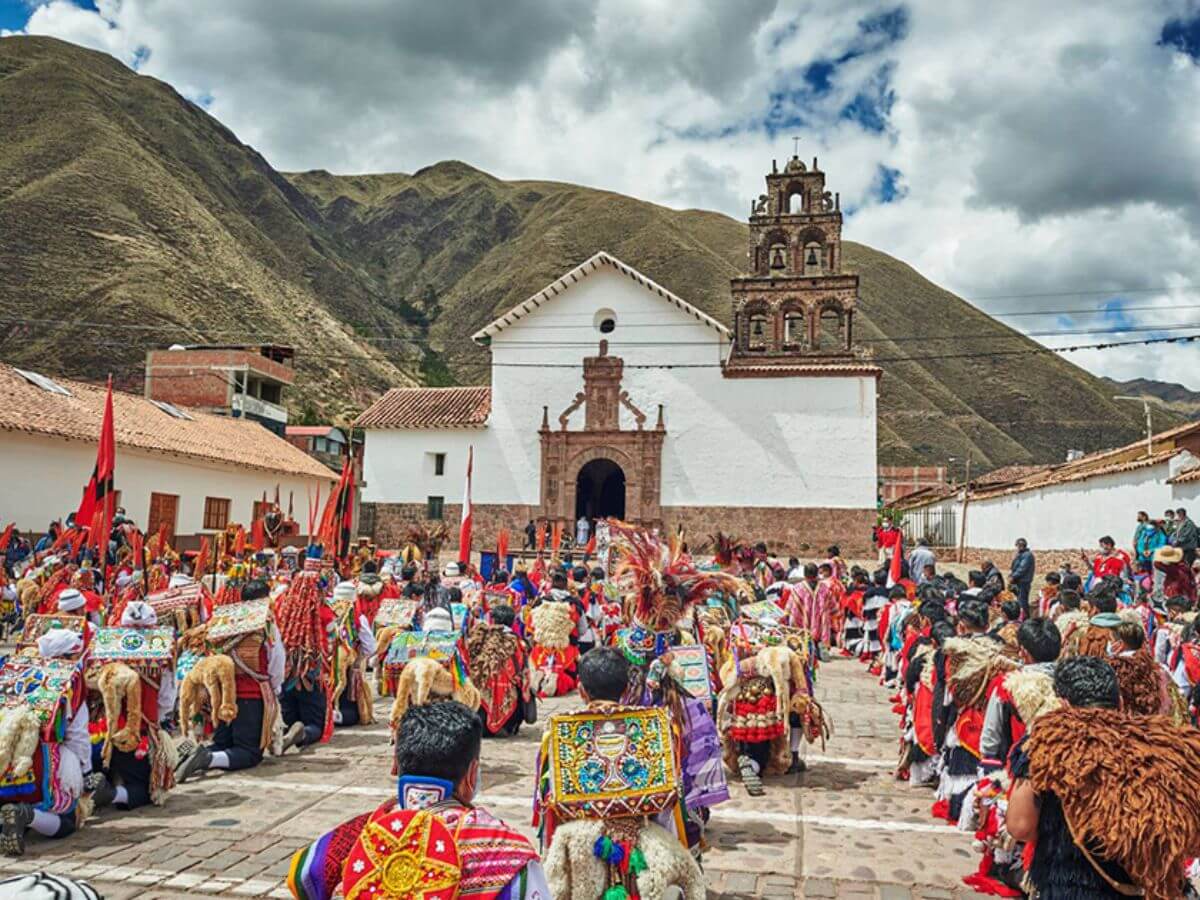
0;35;1163;467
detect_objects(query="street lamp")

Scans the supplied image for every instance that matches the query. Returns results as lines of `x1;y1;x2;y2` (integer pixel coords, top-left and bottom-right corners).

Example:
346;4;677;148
1113;396;1154;459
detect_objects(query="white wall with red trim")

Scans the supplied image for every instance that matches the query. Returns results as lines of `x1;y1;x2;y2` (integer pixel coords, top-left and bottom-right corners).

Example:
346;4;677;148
361;265;878;512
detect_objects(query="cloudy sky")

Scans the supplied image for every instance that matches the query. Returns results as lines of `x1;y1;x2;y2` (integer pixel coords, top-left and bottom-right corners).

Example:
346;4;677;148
5;0;1200;390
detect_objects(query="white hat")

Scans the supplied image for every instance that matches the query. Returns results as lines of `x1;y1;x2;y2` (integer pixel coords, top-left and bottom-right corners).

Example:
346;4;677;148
424;607;453;632
786;568;804;584
120;600;158;627
42;555;61;568
442;562;461;578
115;572;133;590
57;588;85;612
38;629;83;658
332;580;356;603
168;572;193;589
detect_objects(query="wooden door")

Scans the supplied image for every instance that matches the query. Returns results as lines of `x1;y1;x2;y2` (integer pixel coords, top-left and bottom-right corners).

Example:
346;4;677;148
147;492;179;546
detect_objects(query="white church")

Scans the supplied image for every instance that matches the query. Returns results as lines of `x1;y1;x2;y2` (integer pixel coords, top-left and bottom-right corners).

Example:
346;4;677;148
356;156;881;554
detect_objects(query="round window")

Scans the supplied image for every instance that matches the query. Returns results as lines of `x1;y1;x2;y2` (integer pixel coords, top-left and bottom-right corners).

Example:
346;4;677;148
593;308;618;334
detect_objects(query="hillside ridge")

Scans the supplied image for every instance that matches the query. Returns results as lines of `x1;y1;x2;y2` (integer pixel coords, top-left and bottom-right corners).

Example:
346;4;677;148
0;35;1165;468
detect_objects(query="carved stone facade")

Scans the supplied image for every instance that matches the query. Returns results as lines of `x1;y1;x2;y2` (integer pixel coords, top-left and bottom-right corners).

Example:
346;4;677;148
539;341;665;526
729;154;863;364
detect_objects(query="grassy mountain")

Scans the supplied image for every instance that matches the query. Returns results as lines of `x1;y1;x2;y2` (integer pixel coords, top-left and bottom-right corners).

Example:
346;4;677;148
0;36;1166;467
0;36;417;416
1102;377;1200;420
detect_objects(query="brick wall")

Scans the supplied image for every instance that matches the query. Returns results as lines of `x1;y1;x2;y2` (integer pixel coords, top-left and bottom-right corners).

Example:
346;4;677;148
955;547;1084;575
363;502;876;557
879;465;947;505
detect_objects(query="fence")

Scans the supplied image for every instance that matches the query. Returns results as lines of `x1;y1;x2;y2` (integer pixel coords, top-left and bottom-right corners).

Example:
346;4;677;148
900;505;958;549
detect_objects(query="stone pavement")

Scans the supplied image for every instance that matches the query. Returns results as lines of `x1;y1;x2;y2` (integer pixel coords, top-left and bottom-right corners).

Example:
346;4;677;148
2;657;994;899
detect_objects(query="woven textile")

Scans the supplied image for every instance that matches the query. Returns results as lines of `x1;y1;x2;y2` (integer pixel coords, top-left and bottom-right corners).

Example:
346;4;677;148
207;599;270;642
547;705;679;820
18;615;85;652
90;627;174;665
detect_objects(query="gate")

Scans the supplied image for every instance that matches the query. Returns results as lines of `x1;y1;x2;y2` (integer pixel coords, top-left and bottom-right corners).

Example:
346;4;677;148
900;506;957;549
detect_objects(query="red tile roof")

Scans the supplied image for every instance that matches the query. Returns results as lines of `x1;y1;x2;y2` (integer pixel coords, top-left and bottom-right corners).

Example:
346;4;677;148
722;362;883;379
354;387;492;429
285;425;337;437
0;365;335;481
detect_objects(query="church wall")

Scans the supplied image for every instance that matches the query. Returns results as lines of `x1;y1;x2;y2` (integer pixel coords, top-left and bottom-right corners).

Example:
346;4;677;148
362;266;877;515
365;501;876;557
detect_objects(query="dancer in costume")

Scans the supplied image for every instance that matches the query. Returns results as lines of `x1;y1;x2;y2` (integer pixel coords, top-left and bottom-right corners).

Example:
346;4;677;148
537;648;704;900
0;629;91;856
89;600;177;813
1007;656;1200;900
277;559;334;752
465;605;529;737
175;578;285;781
287;701;545;900
328;581;377;729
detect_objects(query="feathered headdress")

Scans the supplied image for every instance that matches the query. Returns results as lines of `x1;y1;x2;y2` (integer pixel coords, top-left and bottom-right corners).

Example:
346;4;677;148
609;522;743;634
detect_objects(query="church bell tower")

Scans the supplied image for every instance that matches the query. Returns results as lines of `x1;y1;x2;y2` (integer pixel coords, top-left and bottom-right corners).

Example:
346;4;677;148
726;151;862;367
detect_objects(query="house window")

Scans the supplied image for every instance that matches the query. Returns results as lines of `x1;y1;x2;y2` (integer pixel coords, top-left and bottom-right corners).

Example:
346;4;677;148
434;453;446;476
252;500;270;522
426;496;445;520
202;497;230;530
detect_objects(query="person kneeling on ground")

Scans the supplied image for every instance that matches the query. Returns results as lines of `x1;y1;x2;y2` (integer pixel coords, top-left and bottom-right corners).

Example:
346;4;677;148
286;701;547;900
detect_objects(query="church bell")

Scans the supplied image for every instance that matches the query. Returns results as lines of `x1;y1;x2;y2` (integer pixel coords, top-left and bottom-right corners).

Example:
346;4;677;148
770;246;785;269
806;248;819;267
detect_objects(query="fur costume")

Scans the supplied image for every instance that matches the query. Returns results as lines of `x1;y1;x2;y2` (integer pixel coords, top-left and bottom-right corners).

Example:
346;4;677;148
1054;610;1089;658
543;818;704;900
0;707;42;780
1001;668;1060;726
1074;623;1115;659
717;643;817;776
388;657;481;730
530;602;573;650
465;623;524;734
85;664;142;762
1109;650;1169;717
943;638;1019;712
1026;706;1200;900
330;644;376;727
178;654;238;740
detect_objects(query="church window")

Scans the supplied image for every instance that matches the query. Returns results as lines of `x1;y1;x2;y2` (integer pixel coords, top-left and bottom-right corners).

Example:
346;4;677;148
784;311;806;346
426;496;445;520
788;192;803;213
593;308;617;334
817;306;843;351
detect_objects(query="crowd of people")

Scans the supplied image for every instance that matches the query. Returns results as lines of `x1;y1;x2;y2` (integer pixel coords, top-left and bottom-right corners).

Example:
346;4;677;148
864;513;1200;899
0;513;843;899
3;507;1200;898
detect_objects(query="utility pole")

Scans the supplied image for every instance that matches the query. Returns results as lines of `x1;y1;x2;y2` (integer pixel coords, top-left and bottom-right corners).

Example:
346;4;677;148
957;452;972;564
1113;396;1154;458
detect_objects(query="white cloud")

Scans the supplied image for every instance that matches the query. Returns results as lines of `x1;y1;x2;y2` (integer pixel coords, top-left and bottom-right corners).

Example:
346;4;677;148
11;0;1200;389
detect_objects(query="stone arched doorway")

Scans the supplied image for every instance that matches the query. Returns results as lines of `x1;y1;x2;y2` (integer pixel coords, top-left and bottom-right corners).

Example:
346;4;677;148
574;457;626;521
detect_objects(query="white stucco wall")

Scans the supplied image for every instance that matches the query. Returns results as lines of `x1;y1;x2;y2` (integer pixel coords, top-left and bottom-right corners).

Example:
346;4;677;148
362;265;877;509
921;460;1200;550
0;432;333;536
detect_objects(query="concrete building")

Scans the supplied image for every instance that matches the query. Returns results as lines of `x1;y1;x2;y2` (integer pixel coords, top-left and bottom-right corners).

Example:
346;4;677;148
144;344;295;435
356;156;881;554
0;364;335;549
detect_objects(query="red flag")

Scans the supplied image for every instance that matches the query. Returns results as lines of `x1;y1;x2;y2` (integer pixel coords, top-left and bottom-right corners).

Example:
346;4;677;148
317;457;355;558
75;377;116;541
251;517;265;552
195;537;210;579
458;446;473;565
585;534;597;558
0;524;13;554
888;532;904;588
496;528;509;567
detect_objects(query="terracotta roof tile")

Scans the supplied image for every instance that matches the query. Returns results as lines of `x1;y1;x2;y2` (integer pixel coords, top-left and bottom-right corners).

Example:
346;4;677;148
354;386;492;429
971;450;1177;500
0;365;335;481
721;362;883;378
